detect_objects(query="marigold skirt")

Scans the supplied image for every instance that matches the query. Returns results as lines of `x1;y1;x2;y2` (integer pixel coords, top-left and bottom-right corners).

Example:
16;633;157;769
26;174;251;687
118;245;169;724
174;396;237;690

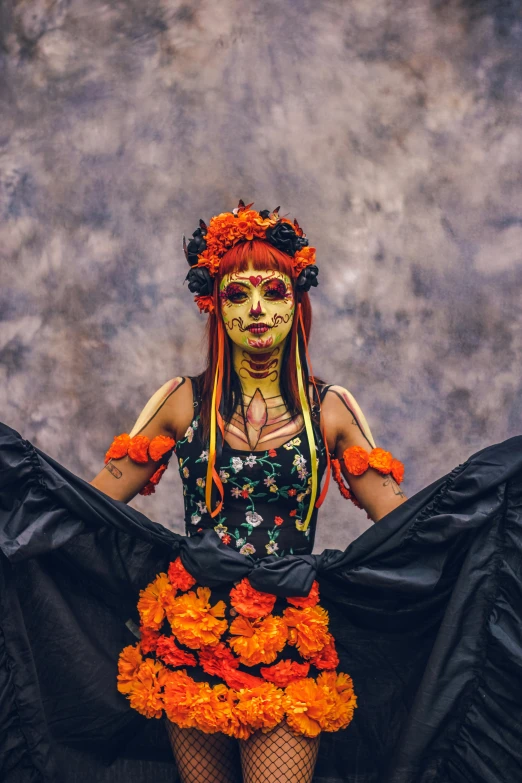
117;556;357;740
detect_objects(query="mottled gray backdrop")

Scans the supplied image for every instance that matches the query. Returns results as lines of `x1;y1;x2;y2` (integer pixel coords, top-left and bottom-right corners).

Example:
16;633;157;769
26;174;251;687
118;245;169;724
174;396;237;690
1;0;521;551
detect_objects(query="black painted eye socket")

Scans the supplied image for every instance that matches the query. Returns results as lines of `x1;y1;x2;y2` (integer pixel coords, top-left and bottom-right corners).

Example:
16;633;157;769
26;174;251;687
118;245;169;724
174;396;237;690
227;292;248;303
221;283;248;303
263;281;288;300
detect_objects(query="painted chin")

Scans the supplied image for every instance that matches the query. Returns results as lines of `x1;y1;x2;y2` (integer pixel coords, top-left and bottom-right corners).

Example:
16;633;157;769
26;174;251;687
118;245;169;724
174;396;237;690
246;335;274;349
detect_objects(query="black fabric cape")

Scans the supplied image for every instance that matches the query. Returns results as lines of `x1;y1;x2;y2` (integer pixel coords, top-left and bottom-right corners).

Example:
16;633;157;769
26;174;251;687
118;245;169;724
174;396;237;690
1;420;521;783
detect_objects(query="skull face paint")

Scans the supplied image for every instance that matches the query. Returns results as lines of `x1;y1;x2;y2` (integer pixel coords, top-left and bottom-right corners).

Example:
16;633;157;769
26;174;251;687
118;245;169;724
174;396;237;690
219;261;295;352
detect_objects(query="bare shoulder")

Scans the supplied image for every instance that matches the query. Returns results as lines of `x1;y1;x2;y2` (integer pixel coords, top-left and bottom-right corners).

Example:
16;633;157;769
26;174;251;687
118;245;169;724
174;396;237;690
321;384;359;423
128;376;195;441
320;383;377;450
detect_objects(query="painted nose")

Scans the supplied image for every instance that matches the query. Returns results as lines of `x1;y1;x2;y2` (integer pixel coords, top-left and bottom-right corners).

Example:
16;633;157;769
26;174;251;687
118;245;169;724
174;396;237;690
250;301;263;318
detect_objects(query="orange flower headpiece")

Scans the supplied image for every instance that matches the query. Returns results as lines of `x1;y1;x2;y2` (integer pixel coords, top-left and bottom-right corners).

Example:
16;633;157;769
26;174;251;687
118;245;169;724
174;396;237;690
183;199;318;311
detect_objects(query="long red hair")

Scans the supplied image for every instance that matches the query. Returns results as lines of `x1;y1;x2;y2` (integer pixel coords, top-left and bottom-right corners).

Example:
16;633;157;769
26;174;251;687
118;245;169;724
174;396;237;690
194;239;314;439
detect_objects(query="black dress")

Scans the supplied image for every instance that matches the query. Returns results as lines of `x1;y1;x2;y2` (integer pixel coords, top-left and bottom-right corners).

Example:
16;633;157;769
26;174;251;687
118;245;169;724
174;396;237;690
176;377;329;556
1;415;522;782
115;379;355;742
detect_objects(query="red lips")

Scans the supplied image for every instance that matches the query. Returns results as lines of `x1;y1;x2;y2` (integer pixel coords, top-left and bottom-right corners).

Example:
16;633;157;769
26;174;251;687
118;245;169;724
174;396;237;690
247;323;271;334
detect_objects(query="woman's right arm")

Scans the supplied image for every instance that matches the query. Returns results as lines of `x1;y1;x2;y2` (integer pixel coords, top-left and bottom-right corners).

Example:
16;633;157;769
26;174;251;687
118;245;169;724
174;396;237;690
89;376;194;503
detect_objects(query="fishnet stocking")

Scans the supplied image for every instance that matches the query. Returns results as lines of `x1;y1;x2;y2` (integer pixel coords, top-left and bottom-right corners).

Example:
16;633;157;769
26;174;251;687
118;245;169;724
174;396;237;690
240;722;320;783
165;721;242;783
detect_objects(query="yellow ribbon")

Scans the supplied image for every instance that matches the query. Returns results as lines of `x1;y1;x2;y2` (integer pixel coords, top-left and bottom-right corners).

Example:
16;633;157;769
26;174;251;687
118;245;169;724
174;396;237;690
205;362;220;515
295;336;318;533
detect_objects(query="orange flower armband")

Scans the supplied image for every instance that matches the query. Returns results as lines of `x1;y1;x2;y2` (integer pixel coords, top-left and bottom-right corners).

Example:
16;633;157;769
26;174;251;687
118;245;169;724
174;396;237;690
342;445;404;484
331;445;405;511
104;432;176;496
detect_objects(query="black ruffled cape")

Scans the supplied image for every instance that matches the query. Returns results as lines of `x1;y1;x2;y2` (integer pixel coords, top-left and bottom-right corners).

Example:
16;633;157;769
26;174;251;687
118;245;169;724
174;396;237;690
1;421;521;783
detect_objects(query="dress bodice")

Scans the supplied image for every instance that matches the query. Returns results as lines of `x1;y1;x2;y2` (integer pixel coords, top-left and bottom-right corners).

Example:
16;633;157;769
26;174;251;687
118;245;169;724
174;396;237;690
174;378;329;559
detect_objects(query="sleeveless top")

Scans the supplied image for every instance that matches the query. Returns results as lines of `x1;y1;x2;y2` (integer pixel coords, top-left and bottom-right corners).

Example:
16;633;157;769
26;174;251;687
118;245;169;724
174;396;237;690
174;378;330;560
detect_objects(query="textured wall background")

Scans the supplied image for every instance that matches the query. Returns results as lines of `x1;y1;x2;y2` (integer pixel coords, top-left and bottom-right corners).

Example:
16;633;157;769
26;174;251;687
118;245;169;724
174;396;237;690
1;0;521;552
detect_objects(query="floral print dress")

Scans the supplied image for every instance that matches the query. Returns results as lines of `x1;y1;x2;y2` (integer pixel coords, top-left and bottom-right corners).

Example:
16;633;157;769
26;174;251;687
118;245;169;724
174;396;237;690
175;380;329;559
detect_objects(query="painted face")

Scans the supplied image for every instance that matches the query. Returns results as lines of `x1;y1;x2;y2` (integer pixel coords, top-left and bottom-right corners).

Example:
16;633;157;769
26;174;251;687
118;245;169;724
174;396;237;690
219;261;295;352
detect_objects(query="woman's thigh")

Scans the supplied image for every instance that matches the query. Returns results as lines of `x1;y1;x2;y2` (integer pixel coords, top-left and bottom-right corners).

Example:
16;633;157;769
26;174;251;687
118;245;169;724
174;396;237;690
165;721;242;783
240;722;320;783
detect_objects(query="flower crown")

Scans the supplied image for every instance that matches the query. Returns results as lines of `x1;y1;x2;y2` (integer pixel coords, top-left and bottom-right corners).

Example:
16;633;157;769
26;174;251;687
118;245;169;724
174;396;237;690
182;200;319;312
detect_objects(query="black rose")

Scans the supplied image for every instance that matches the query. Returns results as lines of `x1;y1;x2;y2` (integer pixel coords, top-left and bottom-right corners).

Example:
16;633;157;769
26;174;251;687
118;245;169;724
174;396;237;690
186;228;207;267
265;221;299;256
296;265;319;292
185;266;213;296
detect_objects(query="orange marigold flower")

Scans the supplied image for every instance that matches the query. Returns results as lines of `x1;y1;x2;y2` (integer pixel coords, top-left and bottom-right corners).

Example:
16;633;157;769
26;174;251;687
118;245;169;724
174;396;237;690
163;669;201;728
309;636;339;670
229;578;277;619
198;642;240;677
194;295;215;314
228;615;288;666
150;464;168;485
149;435;176;462
190;681;243;734
208;684;244;737
126;658;169;719
316;671;358;732
168;557;197;592
342;445;369;476
104;433;130;464
368;447;393;475
283;606;330;658
222;667;265;690
117;643;143;694
283;678;328;738
286;580;320;609
139;626;160;654
268;448;277;457
187;681;221;733
235;682;285;735
155;635;197;667
128;434;150;464
260;659;310;687
166;587;227;649
287;628;298;646
137;572;176;630
293;246;317;275
331;458;352;499
391;458;405;484
138;463;169;496
274;516;284;526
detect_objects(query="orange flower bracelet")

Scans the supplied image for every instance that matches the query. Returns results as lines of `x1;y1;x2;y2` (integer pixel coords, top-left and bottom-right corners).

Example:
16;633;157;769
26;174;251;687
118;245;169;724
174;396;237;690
104;432;176;496
331;445;405;510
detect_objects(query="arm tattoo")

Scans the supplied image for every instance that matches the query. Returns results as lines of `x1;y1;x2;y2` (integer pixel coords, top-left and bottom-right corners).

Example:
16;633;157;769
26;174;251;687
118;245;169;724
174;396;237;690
383;475;406;498
104;461;122;479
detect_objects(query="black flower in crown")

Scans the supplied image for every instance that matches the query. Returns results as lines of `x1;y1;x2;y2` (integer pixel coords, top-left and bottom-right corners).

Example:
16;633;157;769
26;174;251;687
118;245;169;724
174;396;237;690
296;265;319;292
265;221;309;257
185;266;213;296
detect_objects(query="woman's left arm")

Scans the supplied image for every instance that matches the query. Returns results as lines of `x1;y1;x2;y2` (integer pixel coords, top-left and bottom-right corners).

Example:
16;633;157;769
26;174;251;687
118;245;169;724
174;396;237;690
322;385;408;523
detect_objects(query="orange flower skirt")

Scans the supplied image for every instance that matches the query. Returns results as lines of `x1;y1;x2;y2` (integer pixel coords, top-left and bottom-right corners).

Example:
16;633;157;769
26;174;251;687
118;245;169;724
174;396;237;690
117;558;357;740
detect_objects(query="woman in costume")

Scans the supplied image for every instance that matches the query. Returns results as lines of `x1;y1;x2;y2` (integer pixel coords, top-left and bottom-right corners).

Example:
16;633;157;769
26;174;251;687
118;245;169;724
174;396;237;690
1;201;520;783
90;200;409;783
